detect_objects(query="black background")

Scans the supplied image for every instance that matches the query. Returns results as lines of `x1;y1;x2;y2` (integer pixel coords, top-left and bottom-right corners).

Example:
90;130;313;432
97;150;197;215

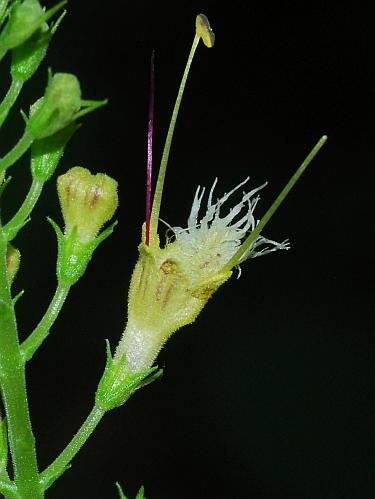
1;1;374;498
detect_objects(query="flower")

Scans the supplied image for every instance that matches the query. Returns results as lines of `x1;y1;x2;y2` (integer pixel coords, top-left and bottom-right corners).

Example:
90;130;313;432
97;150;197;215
106;13;326;383
115;177;288;372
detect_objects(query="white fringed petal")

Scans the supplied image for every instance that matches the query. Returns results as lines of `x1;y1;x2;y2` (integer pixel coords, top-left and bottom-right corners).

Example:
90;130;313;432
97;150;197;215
165;178;289;274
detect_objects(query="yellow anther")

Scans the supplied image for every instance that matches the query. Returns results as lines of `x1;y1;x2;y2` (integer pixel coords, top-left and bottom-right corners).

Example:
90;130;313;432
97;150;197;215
196;14;215;48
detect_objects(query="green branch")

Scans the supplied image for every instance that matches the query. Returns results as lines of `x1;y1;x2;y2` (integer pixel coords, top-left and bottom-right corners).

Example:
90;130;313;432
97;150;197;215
20;283;70;361
0;130;33;175
4;177;44;240
0;78;23;128
0;479;18;498
40;405;105;491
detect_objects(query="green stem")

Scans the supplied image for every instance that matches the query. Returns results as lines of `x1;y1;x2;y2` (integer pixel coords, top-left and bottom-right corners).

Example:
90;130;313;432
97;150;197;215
0;130;33;175
0;79;23;128
149;34;201;242
0;232;42;498
0;45;6;64
0;479;18;498
4;178;44;240
40;405;105;491
223;135;328;271
20;283;70;362
0;0;9;25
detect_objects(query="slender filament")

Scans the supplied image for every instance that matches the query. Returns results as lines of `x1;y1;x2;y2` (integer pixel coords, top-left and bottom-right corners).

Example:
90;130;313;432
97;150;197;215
149;34;201;243
145;51;155;245
223;135;328;271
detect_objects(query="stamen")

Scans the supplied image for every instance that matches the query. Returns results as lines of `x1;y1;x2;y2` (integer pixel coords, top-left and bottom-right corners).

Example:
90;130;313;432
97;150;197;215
149;14;215;244
196;14;215;48
145;51;155;246
222;135;327;270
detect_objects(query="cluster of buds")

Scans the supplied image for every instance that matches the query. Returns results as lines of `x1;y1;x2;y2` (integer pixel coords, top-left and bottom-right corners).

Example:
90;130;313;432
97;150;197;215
0;0;67;127
0;70;107;184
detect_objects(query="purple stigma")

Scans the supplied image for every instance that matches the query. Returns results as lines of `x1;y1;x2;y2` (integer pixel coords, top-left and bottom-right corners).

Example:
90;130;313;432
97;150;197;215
145;50;155;246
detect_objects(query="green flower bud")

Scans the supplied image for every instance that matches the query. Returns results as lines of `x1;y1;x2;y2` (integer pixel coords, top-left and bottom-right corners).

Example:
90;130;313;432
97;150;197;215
57;167;118;243
0;0;44;50
6;243;20;285
50;167;118;286
0;0;65;51
11;6;65;82
96;342;162;411
27;73;81;139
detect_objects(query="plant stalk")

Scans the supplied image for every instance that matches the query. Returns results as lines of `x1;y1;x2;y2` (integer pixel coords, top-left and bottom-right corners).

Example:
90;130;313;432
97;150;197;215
0;231;42;498
20;283;70;361
40;404;105;491
4;178;44;240
0;130;33;175
0;79;23;128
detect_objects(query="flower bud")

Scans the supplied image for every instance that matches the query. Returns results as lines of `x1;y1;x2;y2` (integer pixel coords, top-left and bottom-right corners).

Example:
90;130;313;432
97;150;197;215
27;73;81;139
50;167;118;286
57;167;118;243
6;243;20;286
0;0;44;50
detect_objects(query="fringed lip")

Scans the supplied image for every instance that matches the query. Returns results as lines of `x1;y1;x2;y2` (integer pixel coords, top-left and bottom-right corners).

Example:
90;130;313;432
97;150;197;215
161;177;290;273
